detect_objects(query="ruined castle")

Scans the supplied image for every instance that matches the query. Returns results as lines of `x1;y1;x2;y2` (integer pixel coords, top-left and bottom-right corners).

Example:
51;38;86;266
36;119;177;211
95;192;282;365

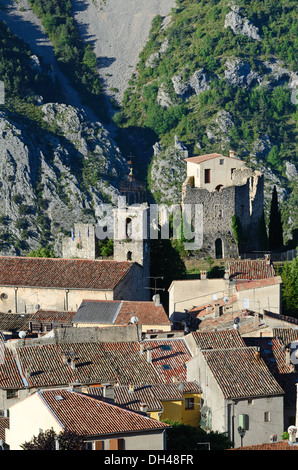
182;151;264;259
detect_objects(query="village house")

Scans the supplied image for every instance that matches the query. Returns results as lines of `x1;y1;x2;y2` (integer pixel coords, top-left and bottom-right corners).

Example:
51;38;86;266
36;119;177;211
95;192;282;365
187;343;285;448
71;296;171;333
169;258;282;329
86;381;201;427
0;256;149;314
6;388;170;450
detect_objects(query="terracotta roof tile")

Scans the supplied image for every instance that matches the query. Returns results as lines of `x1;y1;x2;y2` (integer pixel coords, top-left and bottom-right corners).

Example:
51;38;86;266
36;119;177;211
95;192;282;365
185;153;235;164
230;440;298;450
191;330;246;350
0;348;24;389
31;310;76;323
142;339;193;383
16;342;163;388
202;347;284;399
0;417;9;443
73;300;170;326
39;388;169;436
228;259;275;280
0;257;134;290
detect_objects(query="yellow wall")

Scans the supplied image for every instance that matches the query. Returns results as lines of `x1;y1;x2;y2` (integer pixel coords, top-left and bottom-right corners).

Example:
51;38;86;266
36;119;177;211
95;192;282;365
160;393;201;427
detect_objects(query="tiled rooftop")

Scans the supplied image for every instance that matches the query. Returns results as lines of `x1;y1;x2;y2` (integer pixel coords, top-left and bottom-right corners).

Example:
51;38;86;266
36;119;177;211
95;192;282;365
88;381;201;412
194;309;261;335
0;313;32;332
31;310;76;323
202;347;284;399
0;417;9;443
0;348;24;389
72;300;170;326
185;153;237;164
142;339;193;383
0;257;134;290
15;342;163;388
228;259;275;280
190;330;246;350
38;388;169;436
230;440;298;450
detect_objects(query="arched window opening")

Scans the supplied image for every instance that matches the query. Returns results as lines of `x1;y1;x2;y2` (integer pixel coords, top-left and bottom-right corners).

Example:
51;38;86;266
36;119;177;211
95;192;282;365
127;251;132;261
126;218;132;239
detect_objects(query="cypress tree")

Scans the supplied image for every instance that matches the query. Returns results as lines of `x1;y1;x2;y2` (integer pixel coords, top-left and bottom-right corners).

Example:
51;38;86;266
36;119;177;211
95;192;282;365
269;185;283;251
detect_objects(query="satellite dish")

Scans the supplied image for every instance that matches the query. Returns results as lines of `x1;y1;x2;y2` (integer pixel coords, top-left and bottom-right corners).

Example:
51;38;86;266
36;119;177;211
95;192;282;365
223;297;230;304
35;304;40;310
130;316;138;324
18;331;26;339
234;317;240;324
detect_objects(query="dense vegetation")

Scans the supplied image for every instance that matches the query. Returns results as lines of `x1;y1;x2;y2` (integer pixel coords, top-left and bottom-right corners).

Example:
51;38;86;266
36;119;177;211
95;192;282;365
27;0;108;122
115;0;297;243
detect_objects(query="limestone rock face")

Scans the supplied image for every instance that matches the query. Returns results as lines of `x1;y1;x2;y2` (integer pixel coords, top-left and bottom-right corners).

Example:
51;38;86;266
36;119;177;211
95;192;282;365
224;7;261;41
224;58;261;89
0;104;128;255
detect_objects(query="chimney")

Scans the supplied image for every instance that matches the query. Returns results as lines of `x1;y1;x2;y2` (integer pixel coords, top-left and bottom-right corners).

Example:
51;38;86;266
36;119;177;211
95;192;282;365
103;384;115;402
139;343;144;355
286;348;291;366
288;426;297;444
269;434;277;443
214;303;220;318
153;294;161;306
200;270;207;280
147;349;152;363
224;269;230;280
70;358;76;370
254;348;260;359
265;253;271;265
229;150;234;158
128;383;134;393
140;403;148;414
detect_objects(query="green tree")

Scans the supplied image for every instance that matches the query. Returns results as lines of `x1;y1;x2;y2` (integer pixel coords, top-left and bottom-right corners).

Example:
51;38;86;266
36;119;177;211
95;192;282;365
21;428;84;450
27;246;55;258
268;185;283;251
165;421;232;451
280;257;298;316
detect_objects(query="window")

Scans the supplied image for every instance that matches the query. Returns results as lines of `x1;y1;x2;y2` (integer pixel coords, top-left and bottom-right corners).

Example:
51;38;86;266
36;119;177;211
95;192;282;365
7;389;18;399
204;169;211;183
219;159;224;165
248;398;254;405
264;411;271;422
127;251;132;261
185;398;194;410
231;168;236;178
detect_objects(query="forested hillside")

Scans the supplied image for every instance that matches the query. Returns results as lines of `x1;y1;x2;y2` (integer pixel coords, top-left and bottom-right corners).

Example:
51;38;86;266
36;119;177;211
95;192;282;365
114;0;297;245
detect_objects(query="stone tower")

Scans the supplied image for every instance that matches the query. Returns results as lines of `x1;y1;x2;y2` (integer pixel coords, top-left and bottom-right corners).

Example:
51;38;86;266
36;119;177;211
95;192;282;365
182;151;264;259
113;197;151;300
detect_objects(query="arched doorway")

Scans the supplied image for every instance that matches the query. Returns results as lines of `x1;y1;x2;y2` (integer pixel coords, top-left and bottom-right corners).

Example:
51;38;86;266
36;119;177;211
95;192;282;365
215;238;223;259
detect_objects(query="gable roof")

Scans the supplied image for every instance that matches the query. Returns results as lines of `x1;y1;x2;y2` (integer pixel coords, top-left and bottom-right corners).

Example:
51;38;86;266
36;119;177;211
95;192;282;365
87;381;201;412
0;257;134;290
201;347;284;399
190;330;246;350
37;388;169;436
184;153;240;164
228;259;275;280
72;300;170;326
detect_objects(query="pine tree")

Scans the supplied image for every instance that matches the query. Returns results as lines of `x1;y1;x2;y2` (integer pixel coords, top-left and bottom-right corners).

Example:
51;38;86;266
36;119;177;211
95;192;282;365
269;185;283;251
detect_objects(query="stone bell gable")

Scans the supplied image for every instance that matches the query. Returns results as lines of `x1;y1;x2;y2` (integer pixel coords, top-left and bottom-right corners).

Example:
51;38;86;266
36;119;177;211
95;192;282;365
182;152;264;259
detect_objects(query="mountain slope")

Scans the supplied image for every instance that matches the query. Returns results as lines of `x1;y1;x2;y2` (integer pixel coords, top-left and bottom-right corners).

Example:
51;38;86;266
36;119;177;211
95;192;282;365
116;0;297;245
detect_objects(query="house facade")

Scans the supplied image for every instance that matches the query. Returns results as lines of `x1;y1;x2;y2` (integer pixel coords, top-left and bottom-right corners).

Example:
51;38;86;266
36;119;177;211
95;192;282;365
187;346;284;448
6;388;169;450
0;256;147;314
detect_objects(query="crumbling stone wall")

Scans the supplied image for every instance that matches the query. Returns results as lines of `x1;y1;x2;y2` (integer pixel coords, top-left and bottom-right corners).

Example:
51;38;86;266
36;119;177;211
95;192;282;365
182;167;264;258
